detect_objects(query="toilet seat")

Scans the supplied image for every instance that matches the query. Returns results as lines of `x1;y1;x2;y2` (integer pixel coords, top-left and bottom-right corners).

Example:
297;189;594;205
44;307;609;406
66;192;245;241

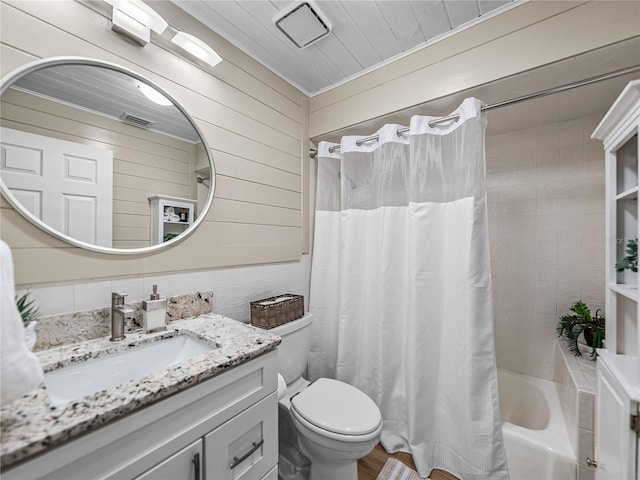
290;378;382;441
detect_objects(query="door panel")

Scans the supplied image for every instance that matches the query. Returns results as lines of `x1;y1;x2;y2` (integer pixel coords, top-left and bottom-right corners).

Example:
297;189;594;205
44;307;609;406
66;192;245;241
1;127;113;247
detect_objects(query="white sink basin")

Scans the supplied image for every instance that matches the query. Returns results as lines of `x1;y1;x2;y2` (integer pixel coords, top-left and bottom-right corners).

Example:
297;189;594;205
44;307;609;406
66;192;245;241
44;335;216;406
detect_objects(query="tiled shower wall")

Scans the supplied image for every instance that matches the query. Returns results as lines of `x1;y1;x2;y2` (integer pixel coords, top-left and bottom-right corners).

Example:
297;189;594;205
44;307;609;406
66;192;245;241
17;255;311;324
487;114;606;381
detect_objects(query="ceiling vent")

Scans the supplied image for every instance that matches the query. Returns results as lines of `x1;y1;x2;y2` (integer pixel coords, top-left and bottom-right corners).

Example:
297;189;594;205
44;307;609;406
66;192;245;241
273;1;332;49
120;112;155;128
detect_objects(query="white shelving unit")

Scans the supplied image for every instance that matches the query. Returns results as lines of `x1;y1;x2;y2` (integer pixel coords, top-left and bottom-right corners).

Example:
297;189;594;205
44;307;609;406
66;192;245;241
149;195;196;245
591;80;640;479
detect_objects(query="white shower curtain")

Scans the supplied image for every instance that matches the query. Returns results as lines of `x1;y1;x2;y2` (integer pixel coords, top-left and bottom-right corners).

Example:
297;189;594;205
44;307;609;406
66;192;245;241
308;98;508;480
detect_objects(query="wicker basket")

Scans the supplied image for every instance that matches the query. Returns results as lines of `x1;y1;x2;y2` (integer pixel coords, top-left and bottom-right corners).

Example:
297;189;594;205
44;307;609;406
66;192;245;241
250;294;304;330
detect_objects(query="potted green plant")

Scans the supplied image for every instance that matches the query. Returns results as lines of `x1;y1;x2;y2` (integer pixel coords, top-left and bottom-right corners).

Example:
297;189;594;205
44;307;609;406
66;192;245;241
556;300;605;360
16;292;39;326
16;292;40;350
615;238;637;273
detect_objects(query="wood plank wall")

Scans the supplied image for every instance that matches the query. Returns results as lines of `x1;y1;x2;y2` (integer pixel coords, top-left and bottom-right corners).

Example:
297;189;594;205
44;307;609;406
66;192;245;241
0;0;310;287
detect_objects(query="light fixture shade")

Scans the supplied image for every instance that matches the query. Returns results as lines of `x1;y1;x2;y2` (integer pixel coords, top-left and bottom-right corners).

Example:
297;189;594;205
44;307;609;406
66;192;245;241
171;32;222;68
273;1;332;48
105;0;167;46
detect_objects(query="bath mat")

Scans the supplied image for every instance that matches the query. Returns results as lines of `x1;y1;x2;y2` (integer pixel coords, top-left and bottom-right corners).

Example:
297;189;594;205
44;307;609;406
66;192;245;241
376;457;425;480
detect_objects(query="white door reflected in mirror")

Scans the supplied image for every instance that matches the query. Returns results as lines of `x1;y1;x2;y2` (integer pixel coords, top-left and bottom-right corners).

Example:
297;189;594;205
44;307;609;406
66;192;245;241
1;127;114;247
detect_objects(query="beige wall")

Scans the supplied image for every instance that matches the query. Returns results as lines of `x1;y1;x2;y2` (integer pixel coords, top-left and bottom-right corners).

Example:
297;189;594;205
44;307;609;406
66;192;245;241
309;1;640;139
0;0;310;287
1;89;200;249
488;114;605;381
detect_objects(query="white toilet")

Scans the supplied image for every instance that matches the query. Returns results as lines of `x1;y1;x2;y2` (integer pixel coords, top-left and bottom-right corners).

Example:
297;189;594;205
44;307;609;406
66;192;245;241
272;313;382;480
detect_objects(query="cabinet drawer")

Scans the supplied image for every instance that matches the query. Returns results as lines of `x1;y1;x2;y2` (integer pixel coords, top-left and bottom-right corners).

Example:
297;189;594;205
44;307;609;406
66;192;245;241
204;392;277;480
136;439;202;480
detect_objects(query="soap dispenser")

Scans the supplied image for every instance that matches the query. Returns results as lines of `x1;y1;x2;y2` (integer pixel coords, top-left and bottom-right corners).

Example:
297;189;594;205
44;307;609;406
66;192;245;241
142;285;167;333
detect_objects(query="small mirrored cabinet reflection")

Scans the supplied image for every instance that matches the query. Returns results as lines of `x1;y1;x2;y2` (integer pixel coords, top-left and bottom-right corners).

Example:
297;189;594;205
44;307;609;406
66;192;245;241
149;195;196;244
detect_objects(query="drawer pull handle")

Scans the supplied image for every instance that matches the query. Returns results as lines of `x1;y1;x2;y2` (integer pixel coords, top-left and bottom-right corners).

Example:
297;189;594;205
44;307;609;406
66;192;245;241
192;452;201;480
230;439;264;469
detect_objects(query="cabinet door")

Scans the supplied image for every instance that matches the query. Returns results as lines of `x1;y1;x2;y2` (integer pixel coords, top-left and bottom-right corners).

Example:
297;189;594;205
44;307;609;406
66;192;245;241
204;392;277;480
595;363;636;479
136;439;202;480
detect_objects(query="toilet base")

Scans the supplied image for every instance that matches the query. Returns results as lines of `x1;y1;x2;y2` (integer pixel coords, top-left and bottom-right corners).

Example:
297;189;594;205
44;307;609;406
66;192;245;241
278;403;310;480
297;435;362;480
278;440;310;480
308;457;357;480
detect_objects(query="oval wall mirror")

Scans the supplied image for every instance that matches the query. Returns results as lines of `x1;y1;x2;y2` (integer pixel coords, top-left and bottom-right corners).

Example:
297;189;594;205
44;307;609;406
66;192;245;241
0;57;215;254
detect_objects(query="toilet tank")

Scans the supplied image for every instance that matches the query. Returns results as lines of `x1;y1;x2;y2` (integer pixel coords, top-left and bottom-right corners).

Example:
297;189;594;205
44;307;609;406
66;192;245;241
270;313;313;385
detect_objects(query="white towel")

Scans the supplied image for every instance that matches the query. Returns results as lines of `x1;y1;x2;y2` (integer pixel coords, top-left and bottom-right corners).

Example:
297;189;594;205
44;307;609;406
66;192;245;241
0;241;43;405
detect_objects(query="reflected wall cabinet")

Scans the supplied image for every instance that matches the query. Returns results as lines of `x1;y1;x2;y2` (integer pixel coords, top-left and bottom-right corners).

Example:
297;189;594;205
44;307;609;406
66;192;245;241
592;79;640;479
149;195;196;245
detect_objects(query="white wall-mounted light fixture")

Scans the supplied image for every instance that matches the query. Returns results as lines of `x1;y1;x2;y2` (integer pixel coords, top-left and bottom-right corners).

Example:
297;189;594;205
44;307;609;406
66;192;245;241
105;0;168;46
273;1;332;48
171;32;222;68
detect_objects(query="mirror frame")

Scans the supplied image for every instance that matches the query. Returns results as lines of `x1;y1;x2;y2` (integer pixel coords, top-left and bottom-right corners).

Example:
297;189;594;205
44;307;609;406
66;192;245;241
0;56;216;255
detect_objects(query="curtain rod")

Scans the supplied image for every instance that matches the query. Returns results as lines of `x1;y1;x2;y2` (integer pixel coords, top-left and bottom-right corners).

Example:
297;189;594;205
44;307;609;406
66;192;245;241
308;64;640;157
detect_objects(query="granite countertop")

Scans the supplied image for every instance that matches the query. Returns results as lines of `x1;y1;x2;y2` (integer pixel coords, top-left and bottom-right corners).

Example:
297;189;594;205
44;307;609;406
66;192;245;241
0;314;280;468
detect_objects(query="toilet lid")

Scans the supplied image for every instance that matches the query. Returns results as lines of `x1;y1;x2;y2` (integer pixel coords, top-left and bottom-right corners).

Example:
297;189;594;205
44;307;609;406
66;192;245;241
290;378;381;436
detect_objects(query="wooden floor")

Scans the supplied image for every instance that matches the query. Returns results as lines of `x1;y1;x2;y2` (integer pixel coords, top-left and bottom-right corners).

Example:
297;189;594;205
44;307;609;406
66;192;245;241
358;444;459;480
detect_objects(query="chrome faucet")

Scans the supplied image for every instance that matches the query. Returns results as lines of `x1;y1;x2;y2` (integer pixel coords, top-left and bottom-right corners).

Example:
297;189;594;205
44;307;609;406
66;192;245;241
111;292;135;341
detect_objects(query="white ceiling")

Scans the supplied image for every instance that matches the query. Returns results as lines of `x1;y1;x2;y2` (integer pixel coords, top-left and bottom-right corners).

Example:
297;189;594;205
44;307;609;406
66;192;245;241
171;0;514;95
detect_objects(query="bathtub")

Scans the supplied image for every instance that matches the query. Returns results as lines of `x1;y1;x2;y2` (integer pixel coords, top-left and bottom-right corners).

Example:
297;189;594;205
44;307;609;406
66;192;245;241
498;369;576;480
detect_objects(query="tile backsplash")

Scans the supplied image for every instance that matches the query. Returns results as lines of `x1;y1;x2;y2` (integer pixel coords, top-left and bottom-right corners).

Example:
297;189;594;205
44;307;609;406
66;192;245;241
18;254;311;328
33;291;214;351
488;114;606;380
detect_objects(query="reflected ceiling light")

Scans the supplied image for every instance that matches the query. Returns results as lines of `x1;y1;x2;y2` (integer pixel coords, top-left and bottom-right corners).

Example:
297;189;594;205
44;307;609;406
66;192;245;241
171;32;222;68
137;82;172;106
273;1;332;48
105;0;168;46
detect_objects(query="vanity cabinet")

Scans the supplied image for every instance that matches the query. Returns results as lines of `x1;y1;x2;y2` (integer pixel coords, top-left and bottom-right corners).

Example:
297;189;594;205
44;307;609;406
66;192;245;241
149;195;196;245
591;80;640;479
2;350;278;480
